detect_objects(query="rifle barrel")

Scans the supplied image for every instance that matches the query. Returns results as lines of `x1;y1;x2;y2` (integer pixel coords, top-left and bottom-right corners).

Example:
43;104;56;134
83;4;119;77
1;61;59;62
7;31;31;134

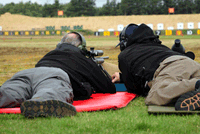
99;56;109;59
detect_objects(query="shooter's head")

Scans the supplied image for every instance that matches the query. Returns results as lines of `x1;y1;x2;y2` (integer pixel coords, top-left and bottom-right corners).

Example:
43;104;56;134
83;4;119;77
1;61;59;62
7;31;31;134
56;32;87;52
116;24;139;51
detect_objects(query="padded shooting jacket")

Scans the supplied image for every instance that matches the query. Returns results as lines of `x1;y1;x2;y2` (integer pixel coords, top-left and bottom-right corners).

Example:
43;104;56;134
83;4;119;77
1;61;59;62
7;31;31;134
118;23;184;96
35;44;116;99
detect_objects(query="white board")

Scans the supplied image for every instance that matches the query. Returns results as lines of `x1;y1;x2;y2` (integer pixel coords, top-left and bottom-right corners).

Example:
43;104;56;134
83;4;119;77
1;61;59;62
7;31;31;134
198;22;200;29
157;23;164;30
177;23;184;30
117;24;124;31
187;22;194;29
187;30;193;35
98;29;104;32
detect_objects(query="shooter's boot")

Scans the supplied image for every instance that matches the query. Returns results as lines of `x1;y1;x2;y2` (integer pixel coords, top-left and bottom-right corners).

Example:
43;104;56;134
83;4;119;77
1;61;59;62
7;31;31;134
20;96;76;118
175;80;200;111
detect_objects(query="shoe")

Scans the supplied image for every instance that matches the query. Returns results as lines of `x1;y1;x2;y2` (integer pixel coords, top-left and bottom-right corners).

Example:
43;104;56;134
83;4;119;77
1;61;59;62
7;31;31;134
175;90;200;111
20;100;77;118
195;79;200;91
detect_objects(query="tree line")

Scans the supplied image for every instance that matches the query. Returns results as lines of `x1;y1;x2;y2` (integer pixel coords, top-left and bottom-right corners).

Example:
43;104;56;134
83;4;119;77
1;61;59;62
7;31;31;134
0;0;200;17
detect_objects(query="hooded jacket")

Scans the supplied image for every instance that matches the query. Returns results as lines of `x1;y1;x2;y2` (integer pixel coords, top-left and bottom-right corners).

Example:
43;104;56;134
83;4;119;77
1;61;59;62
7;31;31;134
35;44;116;99
118;24;184;96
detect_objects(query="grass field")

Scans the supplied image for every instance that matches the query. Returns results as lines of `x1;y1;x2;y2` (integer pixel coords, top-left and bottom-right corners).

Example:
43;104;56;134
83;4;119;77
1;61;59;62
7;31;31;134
0;35;200;134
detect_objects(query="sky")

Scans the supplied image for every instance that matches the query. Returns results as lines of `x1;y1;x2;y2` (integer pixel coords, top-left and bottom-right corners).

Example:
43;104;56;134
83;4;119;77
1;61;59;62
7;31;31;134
0;0;121;7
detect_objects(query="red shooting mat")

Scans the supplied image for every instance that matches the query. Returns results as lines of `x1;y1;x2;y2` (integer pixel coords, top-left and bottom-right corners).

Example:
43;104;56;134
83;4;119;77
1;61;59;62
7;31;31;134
0;92;137;114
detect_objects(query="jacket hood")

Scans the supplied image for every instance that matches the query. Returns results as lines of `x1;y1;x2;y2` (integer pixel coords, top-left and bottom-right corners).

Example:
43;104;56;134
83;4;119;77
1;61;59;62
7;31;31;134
126;23;162;47
55;43;87;56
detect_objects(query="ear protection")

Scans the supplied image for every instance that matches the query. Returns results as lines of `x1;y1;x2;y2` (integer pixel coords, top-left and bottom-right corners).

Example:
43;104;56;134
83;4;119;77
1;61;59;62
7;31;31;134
72;32;87;51
116;24;138;51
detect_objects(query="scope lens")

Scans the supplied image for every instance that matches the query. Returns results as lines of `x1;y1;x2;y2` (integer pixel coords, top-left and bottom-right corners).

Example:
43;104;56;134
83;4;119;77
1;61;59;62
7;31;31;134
95;50;103;56
95;58;104;64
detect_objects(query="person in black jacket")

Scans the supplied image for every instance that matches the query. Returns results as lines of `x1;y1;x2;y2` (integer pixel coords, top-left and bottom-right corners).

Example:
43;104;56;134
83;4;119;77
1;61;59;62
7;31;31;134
0;32;116;118
112;23;200;111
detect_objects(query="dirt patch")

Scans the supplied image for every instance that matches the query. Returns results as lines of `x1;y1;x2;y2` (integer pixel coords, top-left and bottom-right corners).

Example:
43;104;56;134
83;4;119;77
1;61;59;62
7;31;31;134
1;12;200;31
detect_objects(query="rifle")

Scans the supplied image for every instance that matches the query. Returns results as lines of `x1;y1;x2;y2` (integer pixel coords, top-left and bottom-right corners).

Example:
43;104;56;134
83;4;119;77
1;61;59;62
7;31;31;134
87;47;109;65
87;47;112;79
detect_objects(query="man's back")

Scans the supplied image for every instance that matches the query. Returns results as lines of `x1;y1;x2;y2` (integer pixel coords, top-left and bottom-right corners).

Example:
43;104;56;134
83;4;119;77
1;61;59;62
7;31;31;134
118;24;183;96
36;44;116;99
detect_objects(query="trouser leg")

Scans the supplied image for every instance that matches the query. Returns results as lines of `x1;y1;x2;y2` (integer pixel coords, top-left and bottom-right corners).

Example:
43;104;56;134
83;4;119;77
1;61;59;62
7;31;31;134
0;69;34;108
20;67;76;117
31;77;73;103
145;56;200;106
31;67;73;103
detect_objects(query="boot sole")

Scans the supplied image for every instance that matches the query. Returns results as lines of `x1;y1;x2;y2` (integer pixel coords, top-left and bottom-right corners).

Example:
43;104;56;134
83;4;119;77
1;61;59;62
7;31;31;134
20;100;77;118
175;91;200;111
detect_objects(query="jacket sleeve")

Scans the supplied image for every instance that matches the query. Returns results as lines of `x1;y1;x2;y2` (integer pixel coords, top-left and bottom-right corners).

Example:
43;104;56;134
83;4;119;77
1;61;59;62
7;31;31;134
86;58;116;93
119;55;138;94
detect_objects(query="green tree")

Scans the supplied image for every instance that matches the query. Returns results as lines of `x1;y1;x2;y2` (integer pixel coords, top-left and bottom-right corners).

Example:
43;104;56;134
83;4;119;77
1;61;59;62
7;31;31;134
1;0;200;17
115;3;123;15
0;3;3;8
32;2;43;17
175;0;195;14
120;0;148;15
98;0;112;16
42;0;59;17
67;0;96;17
144;0;162;15
42;4;54;17
0;3;4;15
196;0;200;13
2;2;15;13
53;0;60;16
84;0;96;16
120;0;130;15
60;3;70;17
109;0;118;15
66;0;80;16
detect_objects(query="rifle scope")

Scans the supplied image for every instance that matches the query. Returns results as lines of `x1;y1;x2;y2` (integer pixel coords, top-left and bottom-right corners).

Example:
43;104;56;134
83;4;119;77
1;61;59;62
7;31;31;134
90;47;103;56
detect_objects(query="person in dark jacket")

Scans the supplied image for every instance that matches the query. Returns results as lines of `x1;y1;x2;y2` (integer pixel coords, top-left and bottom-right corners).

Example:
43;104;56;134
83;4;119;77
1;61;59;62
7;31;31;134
0;32;116;118
112;23;200;111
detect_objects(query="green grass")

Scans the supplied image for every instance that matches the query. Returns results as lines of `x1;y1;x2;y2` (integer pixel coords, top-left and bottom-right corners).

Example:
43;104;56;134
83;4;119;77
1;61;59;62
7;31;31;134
0;35;200;134
1;97;200;134
159;35;200;39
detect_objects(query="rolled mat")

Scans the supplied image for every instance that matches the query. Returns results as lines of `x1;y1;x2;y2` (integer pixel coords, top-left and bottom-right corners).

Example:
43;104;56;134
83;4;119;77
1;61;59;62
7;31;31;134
0;92;137;114
148;105;200;114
